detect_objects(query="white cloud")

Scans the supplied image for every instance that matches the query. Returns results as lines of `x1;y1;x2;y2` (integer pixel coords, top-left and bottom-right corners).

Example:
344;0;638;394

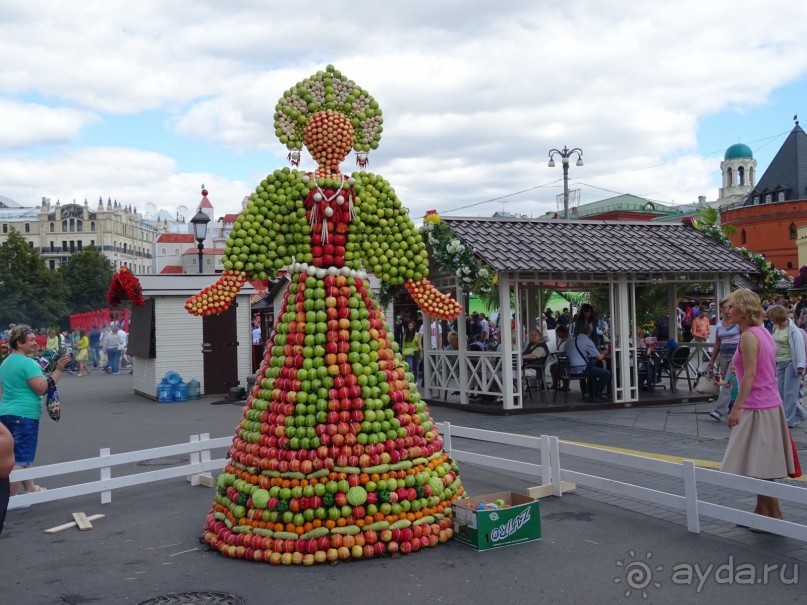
1;1;807;221
0;147;251;219
0;99;95;149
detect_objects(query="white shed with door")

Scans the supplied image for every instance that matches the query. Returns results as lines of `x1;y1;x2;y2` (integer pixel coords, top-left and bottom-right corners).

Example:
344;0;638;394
130;275;254;399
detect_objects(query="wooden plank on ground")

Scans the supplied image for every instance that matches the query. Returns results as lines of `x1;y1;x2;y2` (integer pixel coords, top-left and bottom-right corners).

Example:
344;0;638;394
71;512;93;530
198;473;216;488
45;514;105;534
527;481;577;499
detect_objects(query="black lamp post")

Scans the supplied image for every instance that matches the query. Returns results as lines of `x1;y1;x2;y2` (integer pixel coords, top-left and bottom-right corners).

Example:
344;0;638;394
548;146;584;220
190;208;210;274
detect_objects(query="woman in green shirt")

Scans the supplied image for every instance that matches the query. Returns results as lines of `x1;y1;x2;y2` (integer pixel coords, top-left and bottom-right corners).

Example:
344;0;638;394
0;325;69;494
401;321;421;384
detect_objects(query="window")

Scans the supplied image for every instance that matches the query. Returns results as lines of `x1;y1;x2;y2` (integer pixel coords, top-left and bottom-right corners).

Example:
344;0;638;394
740;229;746;245
788;262;794;269
69;218;75;232
62;220;67;231
77;241;83;251
90;221;95;232
62;241;68;251
765;194;772;203
90;240;95;246
790;223;797;239
50;241;55;252
77;220;83;232
175;248;179;255
754;196;760;204
24;223;30;233
28;241;33;248
50;222;55;232
161;247;166;255
726;168;733;186
778;192;785;202
69;241;75;253
49;260;55;270
2;224;6;233
738;167;745;186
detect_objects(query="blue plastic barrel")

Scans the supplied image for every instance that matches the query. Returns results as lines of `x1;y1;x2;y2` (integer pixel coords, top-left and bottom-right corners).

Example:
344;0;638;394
187;377;201;400
157;383;174;403
174;381;189;402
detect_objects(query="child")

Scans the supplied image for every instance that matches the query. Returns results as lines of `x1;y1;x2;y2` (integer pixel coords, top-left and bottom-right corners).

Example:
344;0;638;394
714;363;739;417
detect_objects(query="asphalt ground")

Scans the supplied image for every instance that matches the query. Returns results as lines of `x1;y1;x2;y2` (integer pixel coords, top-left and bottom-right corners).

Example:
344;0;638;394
1;371;806;604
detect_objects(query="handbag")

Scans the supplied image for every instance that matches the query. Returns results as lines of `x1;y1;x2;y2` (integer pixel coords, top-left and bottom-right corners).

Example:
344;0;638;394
789;431;802;479
44;377;61;422
693;366;719;396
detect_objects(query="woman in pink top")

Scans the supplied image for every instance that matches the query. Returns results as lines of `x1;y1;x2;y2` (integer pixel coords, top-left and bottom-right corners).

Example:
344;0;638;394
721;289;799;526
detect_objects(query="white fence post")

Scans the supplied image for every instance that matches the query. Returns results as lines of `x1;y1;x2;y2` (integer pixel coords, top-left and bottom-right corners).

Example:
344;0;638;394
541;434;551;487
100;447;111;504
550;436;562;497
682;460;700;533
188;434;200;486
443;422;452;454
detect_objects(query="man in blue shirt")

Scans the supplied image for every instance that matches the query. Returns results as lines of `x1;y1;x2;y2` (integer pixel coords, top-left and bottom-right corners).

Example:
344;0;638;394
566;324;610;401
88;325;101;369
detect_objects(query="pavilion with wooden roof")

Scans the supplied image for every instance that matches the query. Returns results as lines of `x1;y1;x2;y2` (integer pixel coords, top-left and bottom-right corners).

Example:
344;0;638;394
420;216;760;411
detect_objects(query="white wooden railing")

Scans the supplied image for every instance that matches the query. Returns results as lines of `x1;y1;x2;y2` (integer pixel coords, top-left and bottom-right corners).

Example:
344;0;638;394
9;424;807;541
8;433;230;510
441;422;807;540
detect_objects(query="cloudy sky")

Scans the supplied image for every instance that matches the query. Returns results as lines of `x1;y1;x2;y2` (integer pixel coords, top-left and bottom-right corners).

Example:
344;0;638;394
1;0;806;221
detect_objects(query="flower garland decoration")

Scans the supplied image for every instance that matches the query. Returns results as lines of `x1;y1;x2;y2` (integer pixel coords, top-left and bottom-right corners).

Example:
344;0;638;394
107;266;145;307
420;211;495;295
683;216;791;293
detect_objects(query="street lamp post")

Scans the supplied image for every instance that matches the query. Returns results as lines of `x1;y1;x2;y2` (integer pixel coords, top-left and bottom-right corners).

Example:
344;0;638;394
548;146;584;219
190;208;210;274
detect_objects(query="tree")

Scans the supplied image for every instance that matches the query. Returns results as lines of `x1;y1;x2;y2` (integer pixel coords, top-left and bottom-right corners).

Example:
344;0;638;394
0;229;69;327
694;204;735;238
59;246;115;313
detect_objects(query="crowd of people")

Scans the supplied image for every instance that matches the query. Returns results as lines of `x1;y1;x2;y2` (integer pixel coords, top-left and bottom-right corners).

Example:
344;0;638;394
0;323;130;376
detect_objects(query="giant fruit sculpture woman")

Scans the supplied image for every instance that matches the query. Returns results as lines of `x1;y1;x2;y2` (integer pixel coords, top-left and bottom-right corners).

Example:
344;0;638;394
191;66;464;565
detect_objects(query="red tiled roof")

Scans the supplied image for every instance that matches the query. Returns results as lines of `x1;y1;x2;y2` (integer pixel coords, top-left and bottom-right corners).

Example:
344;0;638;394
160;265;184;274
182;248;224;255
199;196;213;208
156;233;195;243
221;213;240;224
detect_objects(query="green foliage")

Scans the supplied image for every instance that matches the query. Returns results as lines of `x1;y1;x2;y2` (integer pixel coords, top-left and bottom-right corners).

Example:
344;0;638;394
421;220;494;296
59;246;115;313
689;216;790;297
0;229;70;327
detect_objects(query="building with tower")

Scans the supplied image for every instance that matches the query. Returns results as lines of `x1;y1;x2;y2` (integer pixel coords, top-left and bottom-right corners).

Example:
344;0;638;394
0;196;158;273
720;121;807;276
718;143;757;206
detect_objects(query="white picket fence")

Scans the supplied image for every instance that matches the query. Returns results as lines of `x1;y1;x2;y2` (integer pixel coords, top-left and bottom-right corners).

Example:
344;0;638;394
441;422;807;540
8;423;807;541
8;433;231;510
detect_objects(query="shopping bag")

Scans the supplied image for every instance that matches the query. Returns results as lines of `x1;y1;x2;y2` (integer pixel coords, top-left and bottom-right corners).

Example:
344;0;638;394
44;377;61;422
693;366;719;396
789;431;802;479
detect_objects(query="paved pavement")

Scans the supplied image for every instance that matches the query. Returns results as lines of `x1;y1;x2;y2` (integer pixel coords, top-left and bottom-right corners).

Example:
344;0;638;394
1;370;806;603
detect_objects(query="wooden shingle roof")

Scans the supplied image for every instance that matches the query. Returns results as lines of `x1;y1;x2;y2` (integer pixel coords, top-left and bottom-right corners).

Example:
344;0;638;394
441;217;759;274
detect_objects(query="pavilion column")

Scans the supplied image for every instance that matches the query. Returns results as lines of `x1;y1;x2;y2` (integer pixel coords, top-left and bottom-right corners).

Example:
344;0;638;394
422;312;433;399
612;274;634;403
457;282;469;405
499;272;519;410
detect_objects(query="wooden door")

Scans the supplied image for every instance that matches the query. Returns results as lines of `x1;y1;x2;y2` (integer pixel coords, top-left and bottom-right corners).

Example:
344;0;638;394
202;303;239;394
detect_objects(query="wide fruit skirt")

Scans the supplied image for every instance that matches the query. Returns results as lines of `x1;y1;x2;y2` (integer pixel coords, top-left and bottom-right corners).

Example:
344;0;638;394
203;270;463;564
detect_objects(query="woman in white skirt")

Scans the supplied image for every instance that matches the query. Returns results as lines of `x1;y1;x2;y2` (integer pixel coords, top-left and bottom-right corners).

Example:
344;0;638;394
721;288;798;525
